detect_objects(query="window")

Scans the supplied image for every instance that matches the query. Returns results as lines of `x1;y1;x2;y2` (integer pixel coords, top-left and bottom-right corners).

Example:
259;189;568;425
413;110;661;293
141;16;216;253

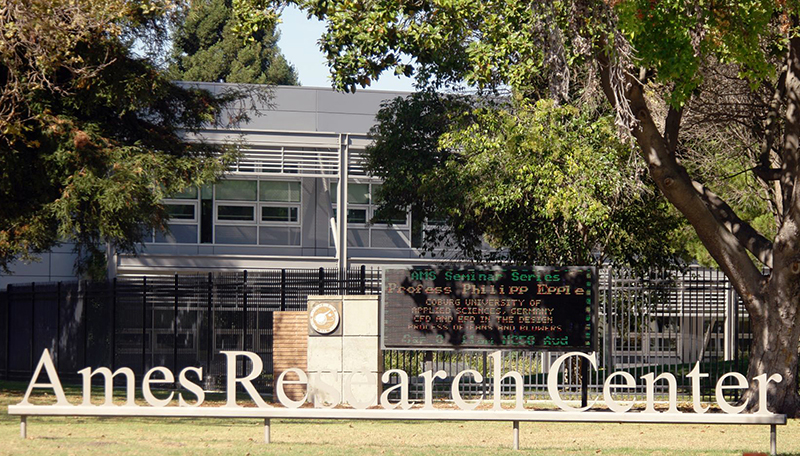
157;188;199;244
262;206;299;222
165;204;195;220
217;205;255;222
260;181;301;202
330;181;412;250
214;179;301;246
215;180;257;201
331;182;370;205
258;180;301;226
169;187;198;199
331;182;408;226
347;209;368;224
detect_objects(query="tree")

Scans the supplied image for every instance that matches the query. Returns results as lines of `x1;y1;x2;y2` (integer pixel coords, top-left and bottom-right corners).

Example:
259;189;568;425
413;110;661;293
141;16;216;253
170;0;298;85
263;0;800;414
0;0;242;278
367;91;687;271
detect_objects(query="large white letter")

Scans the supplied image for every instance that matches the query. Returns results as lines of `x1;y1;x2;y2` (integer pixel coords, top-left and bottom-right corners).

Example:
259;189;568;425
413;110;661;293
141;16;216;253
380;369;411;410
490;351;524;410
420;370;446;410
547;352;598;412
276;368;308;409
343;371;378;409
312;371;341;408
602;371;636;413
20;349;70;406
641;372;679;414
755;373;783;415
686;362;709;414
221;351;271;408
715;372;749;414
78;366;136;406
142;366;175;407
178;367;205;407
451;369;484;410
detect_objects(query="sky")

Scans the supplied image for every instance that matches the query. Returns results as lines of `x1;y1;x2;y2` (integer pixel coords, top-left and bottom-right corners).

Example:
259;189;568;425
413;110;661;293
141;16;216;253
277;5;416;92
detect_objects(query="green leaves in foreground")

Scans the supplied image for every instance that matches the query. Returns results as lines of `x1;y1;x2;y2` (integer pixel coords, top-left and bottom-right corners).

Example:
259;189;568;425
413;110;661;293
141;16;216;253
0;0;237;278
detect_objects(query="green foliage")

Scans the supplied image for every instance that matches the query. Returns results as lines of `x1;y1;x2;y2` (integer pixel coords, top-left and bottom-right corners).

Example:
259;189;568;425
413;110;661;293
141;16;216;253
291;0;797;105
368;92;687;270
170;0;298;85
0;0;239;278
614;0;782;105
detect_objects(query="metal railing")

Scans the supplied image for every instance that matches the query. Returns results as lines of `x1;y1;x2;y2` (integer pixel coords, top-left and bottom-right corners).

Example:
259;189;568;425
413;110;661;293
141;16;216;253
1;267;380;392
1;266;751;402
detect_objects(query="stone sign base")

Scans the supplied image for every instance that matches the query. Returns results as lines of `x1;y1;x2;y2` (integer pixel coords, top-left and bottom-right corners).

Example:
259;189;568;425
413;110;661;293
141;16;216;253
306;295;380;407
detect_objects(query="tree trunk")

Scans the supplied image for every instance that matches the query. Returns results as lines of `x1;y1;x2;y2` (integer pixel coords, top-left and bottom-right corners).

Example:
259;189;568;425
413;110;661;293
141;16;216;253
740;262;800;415
595;40;800;415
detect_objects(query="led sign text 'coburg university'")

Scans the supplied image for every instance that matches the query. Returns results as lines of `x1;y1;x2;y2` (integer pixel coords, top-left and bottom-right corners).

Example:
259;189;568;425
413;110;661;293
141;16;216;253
19;349;782;415
382;267;597;350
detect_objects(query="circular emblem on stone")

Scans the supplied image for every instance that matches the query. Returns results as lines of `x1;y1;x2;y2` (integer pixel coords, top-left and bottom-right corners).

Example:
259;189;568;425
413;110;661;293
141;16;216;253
309;302;340;334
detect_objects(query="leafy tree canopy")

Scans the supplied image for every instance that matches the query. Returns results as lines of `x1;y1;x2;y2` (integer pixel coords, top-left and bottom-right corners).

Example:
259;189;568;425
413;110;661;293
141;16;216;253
368;91;687;271
169;0;298;85
0;0;244;277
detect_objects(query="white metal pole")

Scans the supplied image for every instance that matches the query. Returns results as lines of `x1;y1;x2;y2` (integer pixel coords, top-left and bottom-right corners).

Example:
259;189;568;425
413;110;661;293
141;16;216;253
512;420;519;450
771;424;777;456
337;134;349;272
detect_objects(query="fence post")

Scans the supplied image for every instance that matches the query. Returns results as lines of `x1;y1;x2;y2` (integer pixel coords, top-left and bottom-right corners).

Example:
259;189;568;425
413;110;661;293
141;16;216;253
724;285;736;362
56;282;61;372
141;277;147;375
318;267;324;295
83;280;88;367
605;268;614;373
6;284;11;380
30;282;35;373
360;265;366;295
111;278;117;371
580;357;589;408
207;273;213;378
242;270;248;378
174;273;179;376
280;269;286;311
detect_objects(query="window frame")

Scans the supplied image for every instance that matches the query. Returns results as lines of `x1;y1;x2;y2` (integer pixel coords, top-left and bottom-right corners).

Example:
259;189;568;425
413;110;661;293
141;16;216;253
162;201;199;224
155;195;200;244
214;202;258;225
330;180;412;249
259;203;301;226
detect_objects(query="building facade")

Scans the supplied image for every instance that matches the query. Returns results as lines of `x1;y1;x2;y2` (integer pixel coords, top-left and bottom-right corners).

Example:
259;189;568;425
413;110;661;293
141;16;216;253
2;84;450;288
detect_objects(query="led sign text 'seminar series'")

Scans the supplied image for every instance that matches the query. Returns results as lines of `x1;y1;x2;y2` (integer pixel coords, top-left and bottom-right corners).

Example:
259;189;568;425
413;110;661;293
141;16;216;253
382;267;598;350
19;348;782;416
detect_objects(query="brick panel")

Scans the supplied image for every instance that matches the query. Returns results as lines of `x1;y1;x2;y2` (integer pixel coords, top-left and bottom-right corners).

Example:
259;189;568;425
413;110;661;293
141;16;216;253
273;311;308;402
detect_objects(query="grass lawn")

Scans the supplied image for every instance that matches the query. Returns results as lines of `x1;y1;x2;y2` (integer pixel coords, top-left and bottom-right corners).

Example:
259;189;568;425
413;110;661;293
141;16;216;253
2;380;800;455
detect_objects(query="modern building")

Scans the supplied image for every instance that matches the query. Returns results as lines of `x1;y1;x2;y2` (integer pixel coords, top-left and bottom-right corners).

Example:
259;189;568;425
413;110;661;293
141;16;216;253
2;84;454;288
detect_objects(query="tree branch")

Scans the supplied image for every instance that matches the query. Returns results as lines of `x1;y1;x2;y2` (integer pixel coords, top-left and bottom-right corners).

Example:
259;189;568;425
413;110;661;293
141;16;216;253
596;46;765;307
694;184;774;268
664;105;682;155
754;166;782;182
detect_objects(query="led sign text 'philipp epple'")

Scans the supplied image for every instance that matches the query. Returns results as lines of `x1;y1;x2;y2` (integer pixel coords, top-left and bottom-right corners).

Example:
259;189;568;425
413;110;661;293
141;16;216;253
19;349;781;415
382;267;596;350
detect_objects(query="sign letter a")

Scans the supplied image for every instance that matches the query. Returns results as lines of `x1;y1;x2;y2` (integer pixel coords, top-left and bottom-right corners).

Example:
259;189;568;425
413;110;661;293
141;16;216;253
20;349;70;406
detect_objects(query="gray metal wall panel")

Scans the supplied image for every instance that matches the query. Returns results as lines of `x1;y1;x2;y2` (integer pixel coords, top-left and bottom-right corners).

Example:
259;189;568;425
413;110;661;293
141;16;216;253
316;113;378;135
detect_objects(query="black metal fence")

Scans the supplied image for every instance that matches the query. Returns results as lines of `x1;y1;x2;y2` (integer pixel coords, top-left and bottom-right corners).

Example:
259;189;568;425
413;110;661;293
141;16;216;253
0;267;380;392
1;266;753;401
